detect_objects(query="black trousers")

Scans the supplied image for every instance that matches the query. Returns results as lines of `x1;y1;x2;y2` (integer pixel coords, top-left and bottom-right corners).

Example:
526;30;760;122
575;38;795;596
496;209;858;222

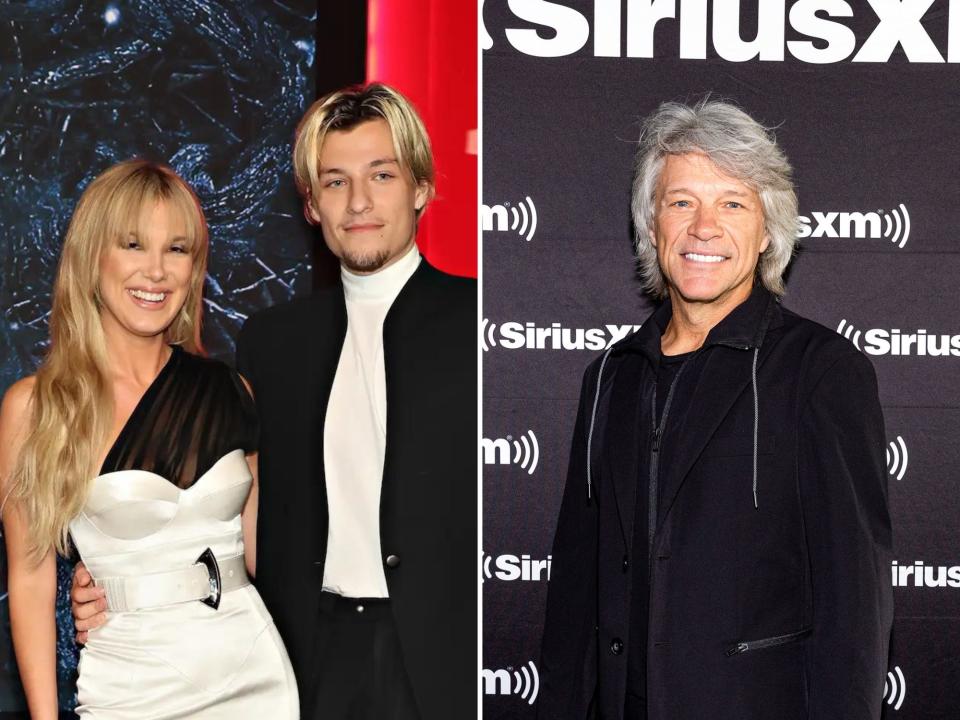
309;592;420;720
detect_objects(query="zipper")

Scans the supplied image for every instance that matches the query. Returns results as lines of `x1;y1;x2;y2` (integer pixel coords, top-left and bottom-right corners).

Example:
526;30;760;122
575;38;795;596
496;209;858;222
647;354;696;557
646;341;749;553
647;425;661;555
725;628;812;657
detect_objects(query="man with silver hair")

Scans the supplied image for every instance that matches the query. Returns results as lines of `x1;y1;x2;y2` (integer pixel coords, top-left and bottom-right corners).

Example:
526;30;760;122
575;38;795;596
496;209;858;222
538;99;893;720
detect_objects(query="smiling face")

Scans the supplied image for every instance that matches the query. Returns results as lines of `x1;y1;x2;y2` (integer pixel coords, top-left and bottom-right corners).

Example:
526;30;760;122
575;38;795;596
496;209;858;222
650;152;769;312
97;200;195;343
307;118;429;274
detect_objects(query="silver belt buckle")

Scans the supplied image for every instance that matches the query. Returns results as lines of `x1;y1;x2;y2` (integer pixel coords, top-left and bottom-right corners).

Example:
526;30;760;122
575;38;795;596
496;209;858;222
196;548;222;610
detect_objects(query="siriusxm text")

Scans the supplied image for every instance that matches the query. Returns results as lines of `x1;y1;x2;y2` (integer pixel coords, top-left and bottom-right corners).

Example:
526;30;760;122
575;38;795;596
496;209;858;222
797;210;903;239
892;561;960;588
484;0;960;63
487;321;642;350
860;329;960;357
483;553;553;582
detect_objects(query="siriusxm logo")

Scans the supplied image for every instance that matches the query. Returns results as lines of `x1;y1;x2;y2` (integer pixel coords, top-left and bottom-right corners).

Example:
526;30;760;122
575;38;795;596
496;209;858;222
482;660;540;705
886;436;908;481
482;197;538;241
884;666;906;712
482;552;552;582
483;0;960;63
892;561;960;588
837;320;960;356
482;430;540;474
482;319;642;351
798;205;910;248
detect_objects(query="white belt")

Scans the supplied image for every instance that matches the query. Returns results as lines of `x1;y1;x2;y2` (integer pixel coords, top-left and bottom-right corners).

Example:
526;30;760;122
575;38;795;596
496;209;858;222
95;549;249;612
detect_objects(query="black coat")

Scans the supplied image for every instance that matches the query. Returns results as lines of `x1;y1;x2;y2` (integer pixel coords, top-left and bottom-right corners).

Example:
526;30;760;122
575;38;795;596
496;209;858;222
538;287;893;720
236;260;477;720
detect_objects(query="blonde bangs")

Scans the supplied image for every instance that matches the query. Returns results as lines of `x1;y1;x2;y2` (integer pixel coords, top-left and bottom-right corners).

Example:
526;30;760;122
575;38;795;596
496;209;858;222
95;163;209;354
102;166;208;260
292;97;334;206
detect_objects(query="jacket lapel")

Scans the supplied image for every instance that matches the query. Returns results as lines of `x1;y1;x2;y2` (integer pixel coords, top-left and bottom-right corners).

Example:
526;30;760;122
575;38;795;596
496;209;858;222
653;289;781;536
309;287;348;554
654;347;753;534
313;286;349;412
383;259;445;330
380;262;443;518
602;354;647;552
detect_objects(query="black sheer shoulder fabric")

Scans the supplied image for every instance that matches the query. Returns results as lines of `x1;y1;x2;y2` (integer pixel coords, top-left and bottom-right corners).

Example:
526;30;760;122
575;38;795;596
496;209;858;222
100;346;258;489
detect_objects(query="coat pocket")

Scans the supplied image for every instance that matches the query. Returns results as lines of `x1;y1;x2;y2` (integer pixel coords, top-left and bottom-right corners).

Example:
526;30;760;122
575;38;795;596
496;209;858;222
725;627;811;657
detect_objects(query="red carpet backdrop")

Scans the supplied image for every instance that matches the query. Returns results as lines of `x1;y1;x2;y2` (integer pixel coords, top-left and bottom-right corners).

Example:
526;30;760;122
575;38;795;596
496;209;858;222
482;2;960;718
367;0;478;278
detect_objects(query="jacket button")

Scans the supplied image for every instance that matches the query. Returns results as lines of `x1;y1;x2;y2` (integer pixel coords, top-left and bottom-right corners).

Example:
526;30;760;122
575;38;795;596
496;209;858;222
610;638;624;655
621;555;629;572
385;554;401;568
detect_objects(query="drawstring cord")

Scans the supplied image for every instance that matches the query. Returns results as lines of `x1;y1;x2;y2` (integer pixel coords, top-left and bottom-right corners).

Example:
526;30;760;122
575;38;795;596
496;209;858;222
585;344;761;509
586;347;614;501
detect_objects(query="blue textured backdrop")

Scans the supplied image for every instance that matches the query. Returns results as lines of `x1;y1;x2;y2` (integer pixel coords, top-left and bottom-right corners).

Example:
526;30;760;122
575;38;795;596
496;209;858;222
0;1;316;710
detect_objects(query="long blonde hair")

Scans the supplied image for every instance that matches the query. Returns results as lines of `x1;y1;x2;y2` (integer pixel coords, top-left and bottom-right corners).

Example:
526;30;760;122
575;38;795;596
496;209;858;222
11;159;208;561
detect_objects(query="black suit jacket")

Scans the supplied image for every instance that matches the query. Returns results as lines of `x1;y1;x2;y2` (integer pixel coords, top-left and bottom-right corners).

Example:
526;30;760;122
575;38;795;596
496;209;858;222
539;287;893;720
236;260;477;720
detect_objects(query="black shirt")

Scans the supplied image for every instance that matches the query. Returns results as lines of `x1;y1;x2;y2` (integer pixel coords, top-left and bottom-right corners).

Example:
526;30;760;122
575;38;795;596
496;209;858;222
654;351;693;424
625;348;694;718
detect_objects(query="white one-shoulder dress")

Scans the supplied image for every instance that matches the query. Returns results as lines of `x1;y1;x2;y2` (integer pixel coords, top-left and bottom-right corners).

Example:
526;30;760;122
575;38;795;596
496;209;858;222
68;347;298;719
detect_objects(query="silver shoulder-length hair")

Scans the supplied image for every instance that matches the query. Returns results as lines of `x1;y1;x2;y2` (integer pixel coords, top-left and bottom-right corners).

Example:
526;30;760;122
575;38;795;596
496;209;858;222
631;98;798;298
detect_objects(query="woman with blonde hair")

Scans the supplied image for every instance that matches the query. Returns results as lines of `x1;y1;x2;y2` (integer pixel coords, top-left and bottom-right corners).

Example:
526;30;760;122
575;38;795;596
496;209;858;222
0;160;298;718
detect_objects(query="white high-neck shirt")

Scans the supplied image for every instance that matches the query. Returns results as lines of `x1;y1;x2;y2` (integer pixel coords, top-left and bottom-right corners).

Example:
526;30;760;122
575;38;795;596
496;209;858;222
321;244;421;598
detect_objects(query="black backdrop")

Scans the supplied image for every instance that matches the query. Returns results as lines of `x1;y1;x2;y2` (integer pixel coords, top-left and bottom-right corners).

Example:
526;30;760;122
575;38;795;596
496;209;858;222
482;2;960;718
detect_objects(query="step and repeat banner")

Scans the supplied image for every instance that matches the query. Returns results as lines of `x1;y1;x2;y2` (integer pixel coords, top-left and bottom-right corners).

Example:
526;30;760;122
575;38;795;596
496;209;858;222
0;2;315;711
483;1;960;718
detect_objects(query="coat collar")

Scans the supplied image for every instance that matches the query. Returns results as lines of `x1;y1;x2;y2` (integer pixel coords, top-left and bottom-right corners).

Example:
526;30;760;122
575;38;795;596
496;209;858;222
603;283;783;552
655;287;782;537
319;255;445;338
307;256;442;431
335;255;444;302
305;257;449;549
616;283;782;366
